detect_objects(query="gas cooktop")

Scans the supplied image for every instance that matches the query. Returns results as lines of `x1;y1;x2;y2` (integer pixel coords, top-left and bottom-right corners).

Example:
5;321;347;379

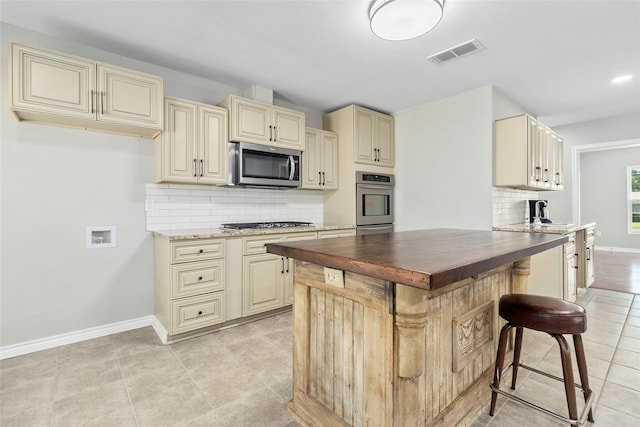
221;221;313;230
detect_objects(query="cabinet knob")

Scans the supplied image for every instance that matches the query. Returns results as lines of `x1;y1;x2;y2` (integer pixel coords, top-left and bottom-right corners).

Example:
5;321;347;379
198;311;203;315
198;276;203;281
199;249;204;254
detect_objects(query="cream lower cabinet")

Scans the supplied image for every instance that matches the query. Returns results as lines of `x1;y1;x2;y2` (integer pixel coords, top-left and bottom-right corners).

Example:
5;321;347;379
302;128;338;190
10;42;163;138
219;95;305;150
576;225;596;288
154;237;226;340
242;232;317;316
529;233;576;301
155;97;228;185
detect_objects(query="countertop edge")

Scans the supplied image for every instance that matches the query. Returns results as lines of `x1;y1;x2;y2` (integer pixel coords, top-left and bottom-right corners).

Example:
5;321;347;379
151;224;355;240
492;222;596;234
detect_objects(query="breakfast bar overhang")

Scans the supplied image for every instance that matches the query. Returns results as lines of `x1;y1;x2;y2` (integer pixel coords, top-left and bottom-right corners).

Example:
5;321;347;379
266;228;568;427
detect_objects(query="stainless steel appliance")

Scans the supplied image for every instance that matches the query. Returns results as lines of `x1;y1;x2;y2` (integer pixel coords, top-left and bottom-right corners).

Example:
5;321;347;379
221;221;312;230
355;171;394;235
228;141;301;188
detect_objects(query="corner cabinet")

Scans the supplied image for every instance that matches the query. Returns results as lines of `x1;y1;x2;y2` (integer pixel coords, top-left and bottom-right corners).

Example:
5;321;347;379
155;97;228;185
219;95;305;150
153;237;226;341
323;104;394;167
302;128;338;190
242;232;317;316
495;114;564;191
10;42;163;138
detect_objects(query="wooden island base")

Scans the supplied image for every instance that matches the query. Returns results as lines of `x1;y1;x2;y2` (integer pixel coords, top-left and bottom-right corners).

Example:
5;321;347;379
287;258;530;427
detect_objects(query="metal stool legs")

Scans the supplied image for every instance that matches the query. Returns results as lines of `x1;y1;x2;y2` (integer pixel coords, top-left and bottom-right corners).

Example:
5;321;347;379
490;322;595;426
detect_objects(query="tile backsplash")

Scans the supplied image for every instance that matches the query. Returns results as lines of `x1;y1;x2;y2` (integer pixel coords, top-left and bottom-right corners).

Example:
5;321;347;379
145;184;324;231
492;187;538;226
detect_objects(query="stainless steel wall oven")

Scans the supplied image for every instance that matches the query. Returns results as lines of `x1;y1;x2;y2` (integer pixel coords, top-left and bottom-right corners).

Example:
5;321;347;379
355;171;394;235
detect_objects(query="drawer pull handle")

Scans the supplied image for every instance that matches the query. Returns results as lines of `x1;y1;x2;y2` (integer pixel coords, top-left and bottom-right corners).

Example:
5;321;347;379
198;311;203;315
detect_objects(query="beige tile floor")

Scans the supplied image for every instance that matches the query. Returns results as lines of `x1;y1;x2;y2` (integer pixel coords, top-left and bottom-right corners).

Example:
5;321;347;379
1;288;639;426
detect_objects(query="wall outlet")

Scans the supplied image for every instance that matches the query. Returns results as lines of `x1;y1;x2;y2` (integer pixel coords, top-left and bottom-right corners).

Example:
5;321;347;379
596;230;602;236
145;199;154;212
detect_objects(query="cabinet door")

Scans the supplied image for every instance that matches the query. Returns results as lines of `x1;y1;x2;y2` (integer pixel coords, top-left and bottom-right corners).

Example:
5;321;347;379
160;98;197;183
229;97;270;144
243;253;285;316
527;117;544;188
302;130;321;189
321;132;339;189
376;114;395;166
98;64;163;129
550;132;564;190
272;107;305;150
354;108;376;164
564;250;577;302
198;105;228;185
585;243;595;287
11;43;96;119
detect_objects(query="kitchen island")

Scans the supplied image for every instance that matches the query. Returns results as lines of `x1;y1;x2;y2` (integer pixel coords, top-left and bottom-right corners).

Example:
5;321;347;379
266;228;568;427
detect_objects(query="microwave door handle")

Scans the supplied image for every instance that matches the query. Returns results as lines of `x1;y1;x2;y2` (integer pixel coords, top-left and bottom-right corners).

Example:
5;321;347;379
288;155;295;180
358;185;391;191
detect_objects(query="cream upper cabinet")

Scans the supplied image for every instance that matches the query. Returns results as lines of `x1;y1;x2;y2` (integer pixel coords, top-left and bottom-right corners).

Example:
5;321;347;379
495;114;564;191
219;95;305;150
302;128;338;190
10;42;163;138
324;104;394;168
155;97;228;185
354;106;394;167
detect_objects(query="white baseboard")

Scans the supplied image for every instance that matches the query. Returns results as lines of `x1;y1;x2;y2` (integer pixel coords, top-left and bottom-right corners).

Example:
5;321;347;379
151;317;168;344
595;246;640;254
0;315;155;360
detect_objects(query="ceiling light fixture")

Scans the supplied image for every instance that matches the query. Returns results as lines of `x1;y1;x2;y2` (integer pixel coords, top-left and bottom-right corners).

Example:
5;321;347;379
611;74;633;84
369;0;445;41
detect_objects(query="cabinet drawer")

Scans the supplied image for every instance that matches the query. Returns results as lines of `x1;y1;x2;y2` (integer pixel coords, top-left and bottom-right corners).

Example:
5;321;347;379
171;293;225;334
243;235;284;255
284;232;318;242
171;260;225;298
317;229;356;239
171;239;225;263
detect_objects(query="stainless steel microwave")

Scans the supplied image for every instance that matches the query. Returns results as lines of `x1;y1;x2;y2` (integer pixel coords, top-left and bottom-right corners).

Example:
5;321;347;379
228;142;301;188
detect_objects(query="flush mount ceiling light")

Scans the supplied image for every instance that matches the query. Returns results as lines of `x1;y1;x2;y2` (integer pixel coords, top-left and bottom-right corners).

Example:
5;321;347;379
369;0;445;41
611;74;633;84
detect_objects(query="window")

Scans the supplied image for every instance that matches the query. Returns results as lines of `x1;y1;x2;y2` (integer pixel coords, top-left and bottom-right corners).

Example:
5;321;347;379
629;165;640;234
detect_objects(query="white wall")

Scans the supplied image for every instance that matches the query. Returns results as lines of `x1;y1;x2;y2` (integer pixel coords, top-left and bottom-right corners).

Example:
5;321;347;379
0;23;323;349
544;113;640;248
581;147;640;249
394;86;494;231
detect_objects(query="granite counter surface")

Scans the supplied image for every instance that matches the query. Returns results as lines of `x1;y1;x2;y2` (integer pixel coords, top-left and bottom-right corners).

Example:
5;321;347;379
493;222;596;235
151;224;355;240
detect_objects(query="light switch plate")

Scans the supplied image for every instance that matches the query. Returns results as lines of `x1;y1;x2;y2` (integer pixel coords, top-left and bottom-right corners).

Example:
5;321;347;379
324;267;344;288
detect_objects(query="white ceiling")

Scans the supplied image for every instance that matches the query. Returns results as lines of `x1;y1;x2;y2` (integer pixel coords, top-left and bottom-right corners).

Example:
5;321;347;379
2;0;639;126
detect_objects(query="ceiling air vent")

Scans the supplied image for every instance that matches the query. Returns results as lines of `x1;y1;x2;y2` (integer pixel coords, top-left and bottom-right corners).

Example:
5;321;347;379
427;39;484;64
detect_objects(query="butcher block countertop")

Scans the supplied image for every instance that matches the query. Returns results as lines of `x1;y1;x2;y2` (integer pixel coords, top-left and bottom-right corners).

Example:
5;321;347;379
267;228;568;291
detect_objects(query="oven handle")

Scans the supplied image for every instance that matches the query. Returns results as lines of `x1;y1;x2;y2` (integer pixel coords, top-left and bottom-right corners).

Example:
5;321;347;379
357;184;392;191
288;155;295;180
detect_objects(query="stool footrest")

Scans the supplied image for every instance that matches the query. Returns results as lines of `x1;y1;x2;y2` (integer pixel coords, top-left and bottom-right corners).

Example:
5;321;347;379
491;363;595;426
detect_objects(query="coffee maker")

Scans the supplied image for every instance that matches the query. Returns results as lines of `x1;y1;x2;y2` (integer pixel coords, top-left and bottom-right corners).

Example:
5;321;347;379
529;200;551;224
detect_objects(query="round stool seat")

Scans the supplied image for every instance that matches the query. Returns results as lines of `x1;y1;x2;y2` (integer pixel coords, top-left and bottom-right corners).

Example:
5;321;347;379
499;294;587;335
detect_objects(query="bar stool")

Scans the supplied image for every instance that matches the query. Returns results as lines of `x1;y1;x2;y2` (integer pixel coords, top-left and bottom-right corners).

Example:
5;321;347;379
489;294;595;426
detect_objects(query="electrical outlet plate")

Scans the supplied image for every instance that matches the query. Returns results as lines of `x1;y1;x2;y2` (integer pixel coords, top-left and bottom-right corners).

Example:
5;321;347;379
324;267;344;288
